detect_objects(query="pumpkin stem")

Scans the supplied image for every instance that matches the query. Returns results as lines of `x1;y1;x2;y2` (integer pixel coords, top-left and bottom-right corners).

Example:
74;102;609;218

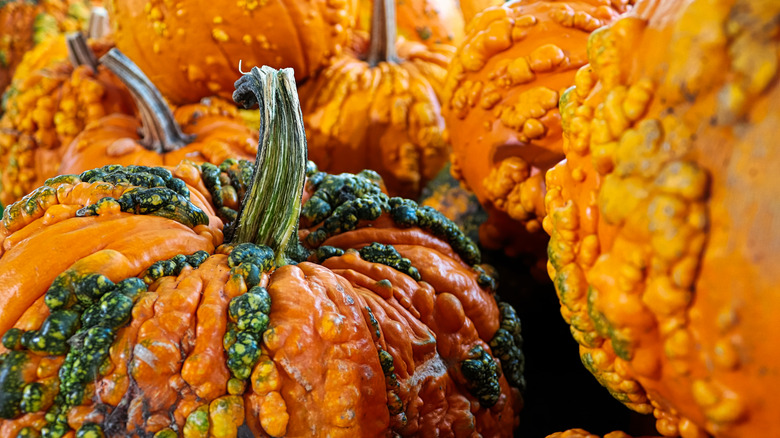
367;0;398;66
230;66;308;266
99;49;194;153
66;33;97;72
87;7;111;40
65;7;110;72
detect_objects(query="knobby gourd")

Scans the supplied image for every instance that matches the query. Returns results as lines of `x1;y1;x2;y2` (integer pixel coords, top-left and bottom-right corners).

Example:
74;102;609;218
544;0;780;436
0;66;524;437
441;0;630;255
106;0;359;104
300;0;455;199
356;0;465;46
0;25;132;207
0;0;94;94
547;430;660;438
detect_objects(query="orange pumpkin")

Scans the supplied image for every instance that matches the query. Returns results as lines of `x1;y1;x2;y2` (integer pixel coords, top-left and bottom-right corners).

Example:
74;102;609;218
547;430;660;438
0;31;132;207
106;0;359;105
58;49;258;175
300;0;455;199
356;0;466;46
441;0;630;255
459;0;504;24
544;0;780;436
0;66;523;437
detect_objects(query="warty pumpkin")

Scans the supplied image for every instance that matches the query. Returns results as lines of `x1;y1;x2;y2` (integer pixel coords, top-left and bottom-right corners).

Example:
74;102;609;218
543;0;780;436
0;28;132;208
58;49;259;175
0;0;95;95
106;0;359;105
356;0;466;46
299;0;455;199
547;430;660;438
0;65;524;437
441;0;630;256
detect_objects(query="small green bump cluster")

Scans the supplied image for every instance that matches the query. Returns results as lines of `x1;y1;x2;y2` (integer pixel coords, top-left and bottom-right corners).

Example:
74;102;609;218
153;428;177;438
226;286;271;380
184;405;210;436
54;165;211;228
0;351;32;419
0;268;148;434
300;167;482;267
2;328;23;350
461;345;502;408
359;243;421;281
473;265;498;291
312;246;345;263
223;243;275;382
75;422;105;438
489;302;525;392
388;198;481;266
378;349;405;418
16;426;40;438
2;185;58;228
200;159;254;225
364;306;381;341
143;251;210;284
21;309;80;355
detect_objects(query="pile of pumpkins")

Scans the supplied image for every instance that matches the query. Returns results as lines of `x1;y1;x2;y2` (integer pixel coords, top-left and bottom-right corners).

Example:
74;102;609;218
0;0;776;437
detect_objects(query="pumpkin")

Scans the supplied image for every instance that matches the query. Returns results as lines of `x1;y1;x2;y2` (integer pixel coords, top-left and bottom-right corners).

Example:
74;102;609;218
0;30;132;208
356;0;466;46
547;430;659;438
299;0;455;199
543;0;780;436
58;49;259;175
459;0;504;24
0;65;524;437
0;0;95;95
106;0;359;105
441;0;630;255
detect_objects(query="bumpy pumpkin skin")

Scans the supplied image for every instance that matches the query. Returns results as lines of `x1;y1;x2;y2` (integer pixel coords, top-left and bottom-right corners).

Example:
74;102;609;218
459;0;503;24
544;0;780;436
0;0;92;94
0;164;522;437
356;0;466;46
0;39;133;207
299;37;454;199
547;430;659;438
106;0;358;104
0;67;523;437
442;0;629;254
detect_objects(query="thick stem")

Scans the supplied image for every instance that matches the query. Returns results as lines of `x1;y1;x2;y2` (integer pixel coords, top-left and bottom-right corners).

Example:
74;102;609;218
87;7;111;40
99;49;193;153
230;66;308;266
66;32;98;72
367;0;398;66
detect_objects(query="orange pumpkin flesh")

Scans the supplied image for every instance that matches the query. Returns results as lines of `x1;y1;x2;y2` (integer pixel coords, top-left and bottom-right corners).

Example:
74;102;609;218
300;0;454;199
544;0;780;436
0;66;523;437
106;0;359;104
442;0;630;255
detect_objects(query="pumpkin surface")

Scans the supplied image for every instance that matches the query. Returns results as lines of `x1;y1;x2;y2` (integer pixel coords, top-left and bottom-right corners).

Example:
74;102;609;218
300;0;455;199
0;33;131;208
544;0;780;436
0;66;523;437
356;0;465;46
106;0;359;105
459;0;503;24
0;0;94;94
547;430;660;438
442;0;629;254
